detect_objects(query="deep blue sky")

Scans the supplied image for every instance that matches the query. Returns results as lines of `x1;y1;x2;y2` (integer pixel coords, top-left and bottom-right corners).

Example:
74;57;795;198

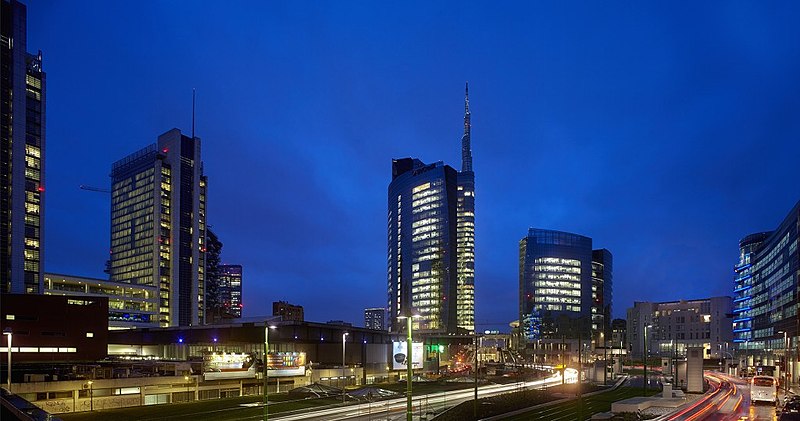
30;1;800;330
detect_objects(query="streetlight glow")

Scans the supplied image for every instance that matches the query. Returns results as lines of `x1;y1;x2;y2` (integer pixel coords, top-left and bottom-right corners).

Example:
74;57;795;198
264;324;277;421
342;332;349;403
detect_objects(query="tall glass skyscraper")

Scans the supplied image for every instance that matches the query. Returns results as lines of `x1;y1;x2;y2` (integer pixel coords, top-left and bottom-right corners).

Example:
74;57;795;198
218;264;242;319
733;200;800;364
387;85;475;334
519;229;612;343
109;129;207;327
1;0;46;294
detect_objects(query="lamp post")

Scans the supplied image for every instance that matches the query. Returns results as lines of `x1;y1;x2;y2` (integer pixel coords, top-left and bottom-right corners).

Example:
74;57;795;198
397;315;420;421
184;375;190;401
473;332;479;419
342;332;349;403
87;380;93;411
3;328;11;393
643;325;649;392
779;331;789;390
264;324;277;421
601;332;607;385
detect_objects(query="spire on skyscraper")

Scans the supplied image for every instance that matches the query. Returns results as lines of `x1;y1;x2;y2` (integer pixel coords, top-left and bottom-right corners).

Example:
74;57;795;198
461;82;473;172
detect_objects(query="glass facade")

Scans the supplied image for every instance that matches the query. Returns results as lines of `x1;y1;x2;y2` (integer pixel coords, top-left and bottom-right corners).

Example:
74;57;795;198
519;229;611;343
218;264;242;319
388;159;459;333
1;0;45;294
387;87;475;334
110;129;206;327
43;272;159;329
733;200;800;353
591;249;613;339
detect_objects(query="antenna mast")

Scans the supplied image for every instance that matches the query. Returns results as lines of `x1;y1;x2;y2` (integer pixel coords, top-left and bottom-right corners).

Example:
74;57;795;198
192;88;196;138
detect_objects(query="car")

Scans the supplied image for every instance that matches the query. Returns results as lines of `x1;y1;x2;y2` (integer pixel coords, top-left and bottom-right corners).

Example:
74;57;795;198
784;397;800;413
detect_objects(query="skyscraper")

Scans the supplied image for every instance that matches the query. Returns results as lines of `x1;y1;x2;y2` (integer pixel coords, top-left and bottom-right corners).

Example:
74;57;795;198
387;85;475;334
518;228;612;343
1;0;46;294
109;128;207;327
456;83;476;332
219;264;242;319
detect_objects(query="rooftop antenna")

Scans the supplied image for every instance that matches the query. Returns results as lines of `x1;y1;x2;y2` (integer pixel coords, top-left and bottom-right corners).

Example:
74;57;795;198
191;88;196;139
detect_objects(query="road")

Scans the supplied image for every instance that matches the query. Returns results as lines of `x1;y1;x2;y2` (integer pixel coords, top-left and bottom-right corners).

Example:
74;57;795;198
662;372;778;421
269;374;565;421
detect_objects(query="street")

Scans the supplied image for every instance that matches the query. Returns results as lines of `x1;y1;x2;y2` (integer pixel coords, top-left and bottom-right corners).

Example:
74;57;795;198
665;373;779;421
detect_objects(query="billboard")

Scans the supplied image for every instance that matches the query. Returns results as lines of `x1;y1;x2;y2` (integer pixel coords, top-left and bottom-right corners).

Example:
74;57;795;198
392;341;424;370
267;351;307;377
203;352;257;380
202;351;306;380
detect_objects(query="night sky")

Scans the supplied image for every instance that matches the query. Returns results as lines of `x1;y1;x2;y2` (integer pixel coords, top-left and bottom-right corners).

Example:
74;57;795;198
29;1;800;330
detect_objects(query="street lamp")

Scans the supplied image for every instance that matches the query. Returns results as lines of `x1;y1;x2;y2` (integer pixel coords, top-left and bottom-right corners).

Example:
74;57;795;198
184;375;190;401
780;330;791;393
87;380;93;411
643;324;652;396
3;328;11;393
601;332;607;385
342;332;349;403
397;314;421;421
264;324;277;421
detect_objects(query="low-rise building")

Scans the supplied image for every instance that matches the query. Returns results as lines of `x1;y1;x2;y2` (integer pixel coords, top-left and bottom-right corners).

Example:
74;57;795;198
0;294;109;363
627;297;733;359
44;272;158;329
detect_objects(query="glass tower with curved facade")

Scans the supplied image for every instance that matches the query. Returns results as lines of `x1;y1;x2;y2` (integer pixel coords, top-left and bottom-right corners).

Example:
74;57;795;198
733;200;800;366
387;159;459;333
519;229;612;343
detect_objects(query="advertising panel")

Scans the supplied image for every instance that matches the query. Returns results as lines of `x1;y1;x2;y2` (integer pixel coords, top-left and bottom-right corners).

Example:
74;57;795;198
203;352;257;380
392;341;424;370
202;351;307;380
267;351;307;377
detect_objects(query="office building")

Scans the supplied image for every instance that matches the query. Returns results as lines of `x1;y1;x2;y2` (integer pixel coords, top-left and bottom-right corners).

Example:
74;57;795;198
109;128;207;327
273;301;303;321
218;264;242;319
1;0;45;294
387;85;475;334
627;297;733;359
364;307;386;331
733;200;799;372
518;228;612;344
592;249;613;339
44;272;158;329
611;318;626;349
456;83;475;332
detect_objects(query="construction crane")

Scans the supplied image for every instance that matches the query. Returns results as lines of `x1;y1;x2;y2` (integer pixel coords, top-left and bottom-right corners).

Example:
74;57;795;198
79;184;110;194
